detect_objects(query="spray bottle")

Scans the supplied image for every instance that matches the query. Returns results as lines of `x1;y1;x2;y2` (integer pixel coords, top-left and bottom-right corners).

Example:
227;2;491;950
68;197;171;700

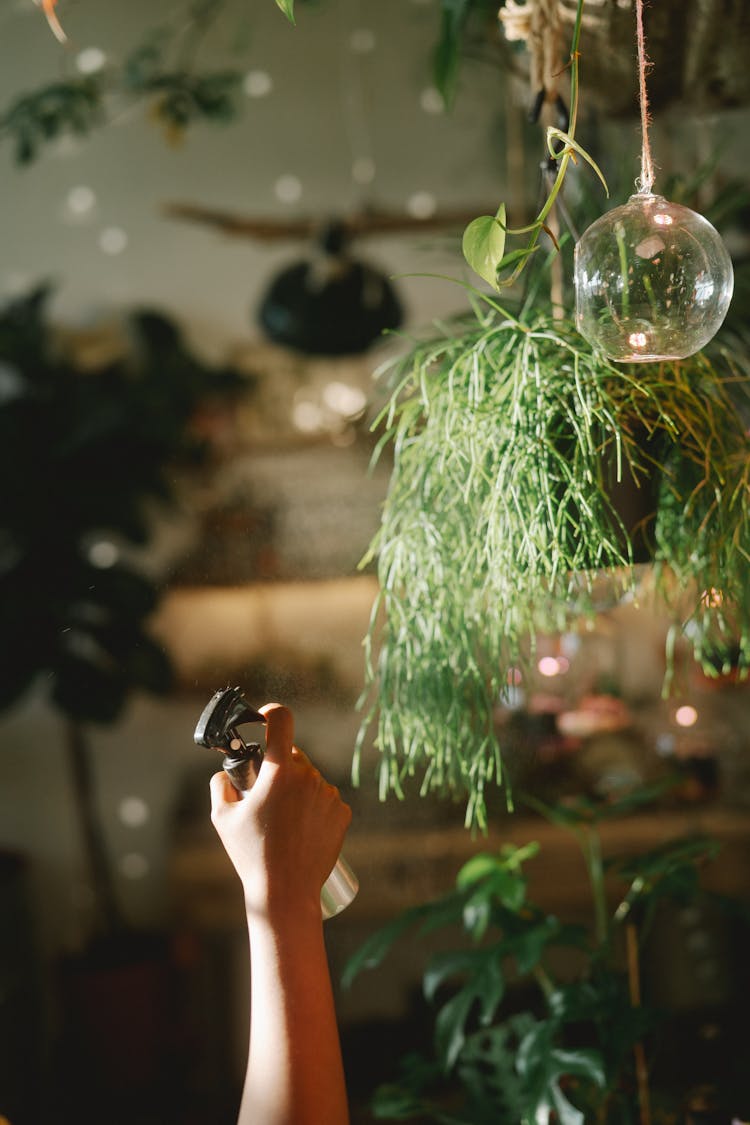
194;686;358;919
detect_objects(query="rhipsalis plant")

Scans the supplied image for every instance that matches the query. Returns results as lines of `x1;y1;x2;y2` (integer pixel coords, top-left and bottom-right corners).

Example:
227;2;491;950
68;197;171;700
354;295;750;829
344;786;749;1123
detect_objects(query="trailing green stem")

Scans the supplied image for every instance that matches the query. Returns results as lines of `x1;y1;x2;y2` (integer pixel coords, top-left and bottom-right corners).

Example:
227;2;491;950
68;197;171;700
582;825;609;946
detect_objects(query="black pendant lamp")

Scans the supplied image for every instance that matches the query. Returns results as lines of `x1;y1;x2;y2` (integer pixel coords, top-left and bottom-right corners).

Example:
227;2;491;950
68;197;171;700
257;222;403;356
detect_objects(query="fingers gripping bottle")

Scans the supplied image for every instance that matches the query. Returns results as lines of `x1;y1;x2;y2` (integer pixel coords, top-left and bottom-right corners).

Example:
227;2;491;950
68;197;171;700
194;686;358;919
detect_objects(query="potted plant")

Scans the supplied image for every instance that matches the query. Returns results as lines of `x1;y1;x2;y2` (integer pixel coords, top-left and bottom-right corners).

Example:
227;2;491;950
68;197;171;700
344;784;750;1122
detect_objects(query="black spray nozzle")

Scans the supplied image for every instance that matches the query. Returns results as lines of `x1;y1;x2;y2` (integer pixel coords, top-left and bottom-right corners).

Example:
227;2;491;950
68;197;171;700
194;686;266;754
195;686;267;793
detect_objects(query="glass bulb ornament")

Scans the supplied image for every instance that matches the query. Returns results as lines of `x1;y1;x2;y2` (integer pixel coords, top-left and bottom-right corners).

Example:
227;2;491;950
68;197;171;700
574;193;734;363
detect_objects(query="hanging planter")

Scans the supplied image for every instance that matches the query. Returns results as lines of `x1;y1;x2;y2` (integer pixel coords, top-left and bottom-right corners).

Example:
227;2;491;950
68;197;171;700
355;301;750;829
573;0;734;365
575;192;735;362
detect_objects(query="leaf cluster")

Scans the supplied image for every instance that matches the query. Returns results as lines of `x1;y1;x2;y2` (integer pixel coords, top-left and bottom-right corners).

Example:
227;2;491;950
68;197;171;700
123;28;240;134
1;77;103;165
345;793;735;1122
8;0;511;164
0;286;249;723
356;301;750;827
2;3;248;162
346;841;602;1124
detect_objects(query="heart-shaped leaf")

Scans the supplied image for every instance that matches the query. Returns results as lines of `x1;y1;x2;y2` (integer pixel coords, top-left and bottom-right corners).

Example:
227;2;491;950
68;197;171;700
462;204;506;290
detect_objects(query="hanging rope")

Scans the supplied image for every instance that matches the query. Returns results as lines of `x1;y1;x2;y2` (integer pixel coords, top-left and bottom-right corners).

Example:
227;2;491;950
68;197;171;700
634;0;655;194
499;0;563;111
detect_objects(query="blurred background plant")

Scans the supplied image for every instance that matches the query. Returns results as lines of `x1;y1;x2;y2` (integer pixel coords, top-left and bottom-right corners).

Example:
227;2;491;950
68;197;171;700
0;285;250;941
345;782;750;1123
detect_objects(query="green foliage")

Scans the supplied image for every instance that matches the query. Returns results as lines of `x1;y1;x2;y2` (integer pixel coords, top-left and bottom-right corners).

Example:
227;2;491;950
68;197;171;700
345;794;734;1122
355;298;750;827
0;286;248;723
122;35;236;127
2;3;246;161
461;206;507;291
275;0;296;24
5;0;505;164
431;0;501;108
432;0;472;110
145;70;241;132
1;77;103;164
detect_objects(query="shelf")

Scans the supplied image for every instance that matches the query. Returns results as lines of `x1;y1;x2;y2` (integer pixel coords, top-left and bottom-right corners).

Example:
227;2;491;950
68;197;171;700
169;804;750;931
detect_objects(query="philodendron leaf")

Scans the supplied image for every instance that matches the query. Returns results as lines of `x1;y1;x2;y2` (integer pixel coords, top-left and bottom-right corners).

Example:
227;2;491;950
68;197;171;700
341;903;429;989
547;1049;607;1125
457;843;538;890
462;204;506;290
517;1021;606;1125
427;947;505;1070
274;0;295;23
435;989;476;1072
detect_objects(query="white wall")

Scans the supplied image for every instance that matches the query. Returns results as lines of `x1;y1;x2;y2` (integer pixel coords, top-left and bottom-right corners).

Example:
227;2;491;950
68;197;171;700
0;0;523;357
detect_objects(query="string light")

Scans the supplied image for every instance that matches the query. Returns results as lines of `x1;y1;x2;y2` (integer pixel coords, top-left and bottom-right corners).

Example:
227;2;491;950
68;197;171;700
243;70;273;98
76;47;107;75
407;191;437;219
274;174;302;204
675;705;699;728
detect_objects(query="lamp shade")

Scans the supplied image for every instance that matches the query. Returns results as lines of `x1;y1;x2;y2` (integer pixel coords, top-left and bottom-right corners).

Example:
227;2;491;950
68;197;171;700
257;230;402;356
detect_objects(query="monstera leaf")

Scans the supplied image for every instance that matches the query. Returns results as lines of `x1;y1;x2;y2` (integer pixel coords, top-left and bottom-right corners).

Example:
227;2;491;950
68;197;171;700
0;285;246;723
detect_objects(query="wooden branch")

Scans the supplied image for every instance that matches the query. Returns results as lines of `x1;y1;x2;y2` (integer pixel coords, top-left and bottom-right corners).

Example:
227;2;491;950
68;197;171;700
161;201;502;243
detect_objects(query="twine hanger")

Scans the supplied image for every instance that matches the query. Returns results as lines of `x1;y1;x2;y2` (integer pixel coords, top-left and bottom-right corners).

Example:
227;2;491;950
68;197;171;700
500;0;563;115
634;0;656;194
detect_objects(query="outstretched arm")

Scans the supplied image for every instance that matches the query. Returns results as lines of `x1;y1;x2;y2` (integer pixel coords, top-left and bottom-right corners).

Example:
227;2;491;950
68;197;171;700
210;703;351;1125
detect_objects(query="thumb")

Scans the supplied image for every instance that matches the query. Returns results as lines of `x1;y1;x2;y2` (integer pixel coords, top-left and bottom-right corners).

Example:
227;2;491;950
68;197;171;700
209;769;240;813
259;702;294;766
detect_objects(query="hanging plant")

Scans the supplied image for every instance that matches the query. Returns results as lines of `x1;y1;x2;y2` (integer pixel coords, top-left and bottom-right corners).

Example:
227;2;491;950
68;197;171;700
354;294;750;829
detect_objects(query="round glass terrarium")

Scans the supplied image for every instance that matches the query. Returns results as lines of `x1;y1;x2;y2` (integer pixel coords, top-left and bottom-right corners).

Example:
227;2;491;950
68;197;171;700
574;193;734;362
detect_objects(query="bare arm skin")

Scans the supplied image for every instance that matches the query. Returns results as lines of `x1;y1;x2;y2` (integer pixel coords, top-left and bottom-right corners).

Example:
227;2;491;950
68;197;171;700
210;702;351;1125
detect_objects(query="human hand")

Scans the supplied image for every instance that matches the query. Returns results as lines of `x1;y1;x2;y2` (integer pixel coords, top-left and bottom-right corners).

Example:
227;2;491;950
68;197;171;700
210;703;352;922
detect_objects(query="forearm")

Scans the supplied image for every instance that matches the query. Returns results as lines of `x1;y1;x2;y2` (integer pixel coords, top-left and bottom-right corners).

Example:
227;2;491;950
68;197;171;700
239;902;350;1125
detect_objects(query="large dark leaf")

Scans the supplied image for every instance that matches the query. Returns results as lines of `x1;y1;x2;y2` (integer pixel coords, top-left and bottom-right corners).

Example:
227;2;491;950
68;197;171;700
52;652;129;724
341;902;433;989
